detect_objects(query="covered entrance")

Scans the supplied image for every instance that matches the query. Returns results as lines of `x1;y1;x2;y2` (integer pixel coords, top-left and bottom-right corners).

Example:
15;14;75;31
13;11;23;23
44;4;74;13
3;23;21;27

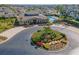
33;19;37;24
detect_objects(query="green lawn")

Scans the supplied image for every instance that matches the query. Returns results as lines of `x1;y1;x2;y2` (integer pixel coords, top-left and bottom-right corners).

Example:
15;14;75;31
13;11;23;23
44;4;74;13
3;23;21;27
0;17;16;33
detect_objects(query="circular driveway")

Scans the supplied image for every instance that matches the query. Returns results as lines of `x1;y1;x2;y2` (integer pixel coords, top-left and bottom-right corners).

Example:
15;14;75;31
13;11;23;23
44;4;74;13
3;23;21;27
0;26;79;55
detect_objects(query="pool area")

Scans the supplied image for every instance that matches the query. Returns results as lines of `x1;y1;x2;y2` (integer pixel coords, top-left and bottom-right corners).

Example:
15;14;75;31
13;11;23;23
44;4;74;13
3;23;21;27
48;16;57;22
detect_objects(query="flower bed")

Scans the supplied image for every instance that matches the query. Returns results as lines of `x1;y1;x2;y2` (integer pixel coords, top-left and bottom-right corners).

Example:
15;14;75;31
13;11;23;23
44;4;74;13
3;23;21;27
31;27;68;51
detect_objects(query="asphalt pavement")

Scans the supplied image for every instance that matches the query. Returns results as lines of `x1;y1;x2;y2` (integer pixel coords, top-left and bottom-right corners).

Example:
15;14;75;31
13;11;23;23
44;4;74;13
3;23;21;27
0;26;79;55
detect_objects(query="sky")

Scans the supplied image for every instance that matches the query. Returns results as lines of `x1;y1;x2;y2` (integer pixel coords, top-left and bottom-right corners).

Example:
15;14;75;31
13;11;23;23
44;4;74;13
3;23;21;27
0;0;79;4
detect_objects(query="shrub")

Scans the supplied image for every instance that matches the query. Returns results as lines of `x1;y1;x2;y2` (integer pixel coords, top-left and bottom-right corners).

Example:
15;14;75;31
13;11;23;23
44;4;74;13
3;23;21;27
0;17;16;32
37;30;41;32
32;32;43;43
43;43;51;50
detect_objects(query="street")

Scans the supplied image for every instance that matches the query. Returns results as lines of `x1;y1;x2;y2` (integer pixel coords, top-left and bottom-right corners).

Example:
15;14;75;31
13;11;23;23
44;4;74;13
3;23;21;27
0;26;79;55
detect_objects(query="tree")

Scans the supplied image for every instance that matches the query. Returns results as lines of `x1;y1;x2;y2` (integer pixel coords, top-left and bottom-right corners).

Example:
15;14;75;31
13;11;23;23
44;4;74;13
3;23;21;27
55;5;64;14
55;5;69;18
14;19;19;26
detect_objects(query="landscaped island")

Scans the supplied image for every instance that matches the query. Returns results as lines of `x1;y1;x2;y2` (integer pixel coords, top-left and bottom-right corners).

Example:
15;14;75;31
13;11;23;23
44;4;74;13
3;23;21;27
31;27;68;51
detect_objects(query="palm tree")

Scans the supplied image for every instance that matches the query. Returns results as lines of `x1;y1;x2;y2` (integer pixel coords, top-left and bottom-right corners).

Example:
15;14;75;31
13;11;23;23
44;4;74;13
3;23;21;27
55;5;69;17
55;5;64;14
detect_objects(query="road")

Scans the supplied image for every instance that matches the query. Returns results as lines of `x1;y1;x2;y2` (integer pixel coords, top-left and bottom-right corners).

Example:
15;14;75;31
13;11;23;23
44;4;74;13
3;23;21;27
0;26;79;55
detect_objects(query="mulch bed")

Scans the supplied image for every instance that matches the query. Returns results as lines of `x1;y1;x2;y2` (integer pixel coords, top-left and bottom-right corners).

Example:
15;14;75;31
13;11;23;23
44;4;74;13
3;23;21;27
0;36;7;42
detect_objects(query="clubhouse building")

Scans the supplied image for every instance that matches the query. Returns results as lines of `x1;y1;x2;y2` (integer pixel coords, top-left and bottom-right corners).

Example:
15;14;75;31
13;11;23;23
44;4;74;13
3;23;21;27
17;14;48;25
